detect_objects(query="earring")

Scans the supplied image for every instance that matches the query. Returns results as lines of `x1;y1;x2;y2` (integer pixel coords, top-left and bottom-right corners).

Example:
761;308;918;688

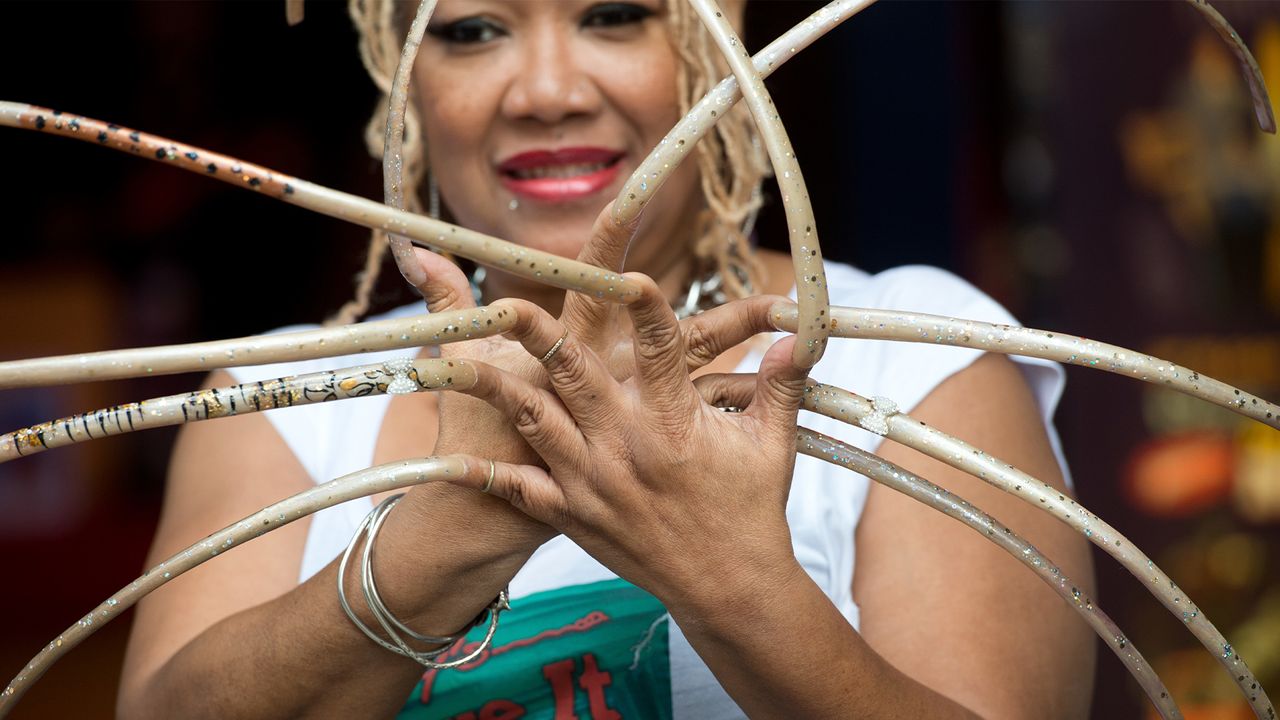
741;180;763;240
428;173;441;219
469;265;486;305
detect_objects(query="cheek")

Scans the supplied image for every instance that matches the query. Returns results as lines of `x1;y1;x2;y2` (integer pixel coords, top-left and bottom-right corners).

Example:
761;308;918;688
595;37;706;253
419;89;483;163
591;32;683;145
632;77;682;146
413;71;502;224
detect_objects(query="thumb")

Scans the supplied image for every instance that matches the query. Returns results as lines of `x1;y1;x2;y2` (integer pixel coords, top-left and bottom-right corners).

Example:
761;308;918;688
413;247;477;313
748;336;809;431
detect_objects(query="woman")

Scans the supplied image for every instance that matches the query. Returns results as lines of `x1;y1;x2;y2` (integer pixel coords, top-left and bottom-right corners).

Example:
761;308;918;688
118;1;1095;717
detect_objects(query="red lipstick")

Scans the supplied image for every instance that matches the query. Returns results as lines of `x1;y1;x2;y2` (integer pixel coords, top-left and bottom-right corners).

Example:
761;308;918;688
496;147;624;203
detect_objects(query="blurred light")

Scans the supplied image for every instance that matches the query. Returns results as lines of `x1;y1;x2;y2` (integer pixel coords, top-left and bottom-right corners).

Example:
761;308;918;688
1233;419;1280;523
1205;532;1266;588
1125;431;1233;517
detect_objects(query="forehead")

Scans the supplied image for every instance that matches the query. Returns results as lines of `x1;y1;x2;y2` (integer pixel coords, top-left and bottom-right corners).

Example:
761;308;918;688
400;0;674;33
430;0;664;15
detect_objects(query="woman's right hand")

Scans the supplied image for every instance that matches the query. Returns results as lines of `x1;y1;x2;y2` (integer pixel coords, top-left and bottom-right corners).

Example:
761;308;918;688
396;205;640;548
401;201;780;547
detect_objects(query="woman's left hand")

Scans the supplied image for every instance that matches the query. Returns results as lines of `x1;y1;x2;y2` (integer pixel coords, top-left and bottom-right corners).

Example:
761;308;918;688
453;277;1002;720
455;273;810;605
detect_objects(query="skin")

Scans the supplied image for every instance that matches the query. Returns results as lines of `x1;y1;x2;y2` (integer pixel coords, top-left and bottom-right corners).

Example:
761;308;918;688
119;1;1095;718
415;0;704;312
457;279;1096;720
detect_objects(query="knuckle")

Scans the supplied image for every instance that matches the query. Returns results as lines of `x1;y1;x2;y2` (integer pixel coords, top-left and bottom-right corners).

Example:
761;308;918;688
741;295;776;331
423;283;463;311
505;476;532;511
547;343;592;387
696;380;726;406
765;373;808;403
682;322;720;368
636;322;682;363
513;395;545;433
705;382;744;409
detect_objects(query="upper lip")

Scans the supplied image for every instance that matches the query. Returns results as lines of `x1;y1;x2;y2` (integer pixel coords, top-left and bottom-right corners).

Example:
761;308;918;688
496;147;624;173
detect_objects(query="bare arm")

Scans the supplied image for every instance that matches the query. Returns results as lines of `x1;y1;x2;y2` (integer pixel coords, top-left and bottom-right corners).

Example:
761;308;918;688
460;273;1095;719
117;371;542;720
670;354;1093;719
856;354;1095;718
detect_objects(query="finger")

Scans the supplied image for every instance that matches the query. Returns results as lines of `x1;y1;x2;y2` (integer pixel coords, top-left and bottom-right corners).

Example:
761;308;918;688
459;360;584;464
747;336;810;433
412;246;476;313
559;201;640;349
493;299;621;434
692;372;758;410
623;273;696;412
446;456;568;528
680;294;783;371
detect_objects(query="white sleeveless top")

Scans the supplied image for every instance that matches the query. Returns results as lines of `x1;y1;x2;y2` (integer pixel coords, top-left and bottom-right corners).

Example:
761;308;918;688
226;263;1068;719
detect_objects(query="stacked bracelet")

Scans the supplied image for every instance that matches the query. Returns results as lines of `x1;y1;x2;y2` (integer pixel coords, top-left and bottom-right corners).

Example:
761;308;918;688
338;493;510;669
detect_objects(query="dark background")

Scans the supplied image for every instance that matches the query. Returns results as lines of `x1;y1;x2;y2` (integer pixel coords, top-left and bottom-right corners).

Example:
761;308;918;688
2;1;1279;717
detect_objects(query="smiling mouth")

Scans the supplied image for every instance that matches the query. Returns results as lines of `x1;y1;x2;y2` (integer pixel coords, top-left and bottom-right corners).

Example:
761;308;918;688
496;148;626;203
505;160;617;180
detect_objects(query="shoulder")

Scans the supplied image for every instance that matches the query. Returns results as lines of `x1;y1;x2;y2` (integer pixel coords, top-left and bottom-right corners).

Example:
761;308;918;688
812;262;1064;430
823;262;1016;326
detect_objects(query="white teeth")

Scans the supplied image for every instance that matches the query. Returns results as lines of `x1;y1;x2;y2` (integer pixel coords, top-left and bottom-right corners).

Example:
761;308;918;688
510;161;610;180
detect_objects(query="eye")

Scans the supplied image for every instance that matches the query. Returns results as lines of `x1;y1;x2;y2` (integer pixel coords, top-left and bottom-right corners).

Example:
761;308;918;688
580;2;655;30
427;16;506;45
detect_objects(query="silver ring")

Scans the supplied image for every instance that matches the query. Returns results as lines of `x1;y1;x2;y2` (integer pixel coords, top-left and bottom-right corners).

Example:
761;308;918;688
481;459;495;494
538;333;568;365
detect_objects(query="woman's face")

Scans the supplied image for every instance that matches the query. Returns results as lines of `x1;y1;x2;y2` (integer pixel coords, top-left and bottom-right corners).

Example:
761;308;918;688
414;0;703;293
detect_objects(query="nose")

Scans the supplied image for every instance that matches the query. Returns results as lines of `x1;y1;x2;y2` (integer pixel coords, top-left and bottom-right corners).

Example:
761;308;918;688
500;23;601;125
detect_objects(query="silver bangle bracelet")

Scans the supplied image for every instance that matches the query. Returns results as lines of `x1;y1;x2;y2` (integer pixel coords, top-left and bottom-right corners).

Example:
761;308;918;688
337;493;510;668
361;495;460;646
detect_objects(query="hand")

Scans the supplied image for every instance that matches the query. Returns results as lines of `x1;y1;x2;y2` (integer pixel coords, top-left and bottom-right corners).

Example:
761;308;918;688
404;203;782;546
399;202;650;546
453;274;810;606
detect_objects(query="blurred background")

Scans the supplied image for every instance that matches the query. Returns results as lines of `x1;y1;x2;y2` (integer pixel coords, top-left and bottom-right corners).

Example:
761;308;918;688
1;1;1278;717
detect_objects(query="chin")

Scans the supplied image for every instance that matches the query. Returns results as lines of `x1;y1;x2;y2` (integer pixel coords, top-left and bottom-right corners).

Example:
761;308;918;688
507;221;600;261
499;233;587;263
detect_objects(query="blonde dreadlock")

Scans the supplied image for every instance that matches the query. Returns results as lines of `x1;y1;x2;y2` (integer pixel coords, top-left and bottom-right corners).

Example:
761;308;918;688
338;0;770;323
